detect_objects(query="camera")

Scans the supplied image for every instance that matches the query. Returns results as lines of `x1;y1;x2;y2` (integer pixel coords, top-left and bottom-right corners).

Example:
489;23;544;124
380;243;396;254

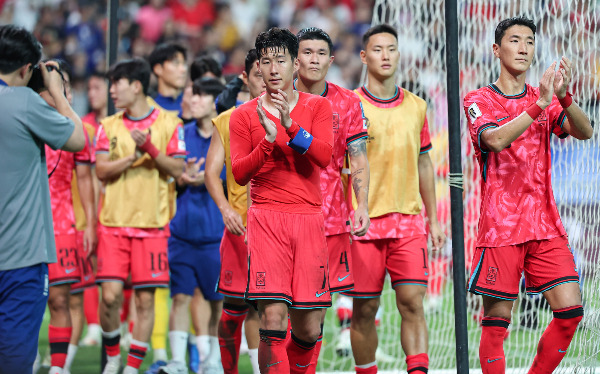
27;63;64;93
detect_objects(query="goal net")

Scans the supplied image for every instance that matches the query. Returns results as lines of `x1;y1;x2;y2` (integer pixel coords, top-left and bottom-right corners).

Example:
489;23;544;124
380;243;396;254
318;0;600;372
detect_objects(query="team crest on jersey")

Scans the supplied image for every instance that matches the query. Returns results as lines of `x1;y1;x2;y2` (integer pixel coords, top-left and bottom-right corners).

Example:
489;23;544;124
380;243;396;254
468;103;482;123
332;113;339;131
256;272;266;287
486;267;498;285
224;271;233;286
535;111;548;126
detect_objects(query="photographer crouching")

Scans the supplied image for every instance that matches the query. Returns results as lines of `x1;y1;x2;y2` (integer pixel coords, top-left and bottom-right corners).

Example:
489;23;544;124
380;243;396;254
0;25;85;373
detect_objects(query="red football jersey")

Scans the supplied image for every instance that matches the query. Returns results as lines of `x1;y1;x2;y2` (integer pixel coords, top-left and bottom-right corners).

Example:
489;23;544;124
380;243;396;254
229;92;333;214
464;83;568;247
317;82;368;236
96;108;185;237
46;135;92;235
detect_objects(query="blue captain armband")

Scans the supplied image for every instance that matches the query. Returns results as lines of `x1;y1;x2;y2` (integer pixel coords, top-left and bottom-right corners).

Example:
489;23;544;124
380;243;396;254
287;126;313;154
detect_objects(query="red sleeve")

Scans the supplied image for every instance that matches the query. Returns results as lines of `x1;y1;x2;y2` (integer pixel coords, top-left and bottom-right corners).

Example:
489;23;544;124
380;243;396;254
74;133;92;164
166;122;187;157
547;95;569;139
285;97;333;168
229;107;274;186
420;116;433;154
95;125;109;153
346;98;369;144
464;91;498;152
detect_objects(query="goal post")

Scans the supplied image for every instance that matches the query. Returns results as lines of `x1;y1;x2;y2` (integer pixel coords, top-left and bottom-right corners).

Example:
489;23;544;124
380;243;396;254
318;1;600;373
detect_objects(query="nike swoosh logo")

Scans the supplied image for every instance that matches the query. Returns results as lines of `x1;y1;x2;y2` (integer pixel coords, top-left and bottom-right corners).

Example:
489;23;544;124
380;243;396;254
487;358;501;363
315;291;327;298
338;275;350;282
65;268;76;274
84;275;91;281
296;363;310;368
267;361;282;367
424;272;429;276
497;116;509;122
151;272;163;278
559;349;567;353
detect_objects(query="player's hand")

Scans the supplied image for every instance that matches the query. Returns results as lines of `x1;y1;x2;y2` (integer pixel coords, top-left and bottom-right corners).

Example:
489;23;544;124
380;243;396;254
130;128;149;147
429;221;446;251
256;97;277;142
553;56;571;99
271;89;292;129
184;157;204;178
40;61;65;98
351;207;370;237
83;224;97;258
221;205;246;236
537;62;556;109
244;230;248;245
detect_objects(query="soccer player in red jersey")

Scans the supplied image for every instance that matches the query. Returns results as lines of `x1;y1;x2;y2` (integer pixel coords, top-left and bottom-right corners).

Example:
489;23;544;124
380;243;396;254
229;27;333;373
95;58;186;374
463;17;593;374
37;61;96;374
294;27;371;372
346;24;446;374
206;49;265;374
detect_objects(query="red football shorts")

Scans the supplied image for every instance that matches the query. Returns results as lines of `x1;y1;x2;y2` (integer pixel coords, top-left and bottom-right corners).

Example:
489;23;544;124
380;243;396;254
246;207;331;308
49;234;81;286
96;233;169;288
326;233;354;293
71;231;96;293
468;236;579;300
342;235;429;298
217;228;248;299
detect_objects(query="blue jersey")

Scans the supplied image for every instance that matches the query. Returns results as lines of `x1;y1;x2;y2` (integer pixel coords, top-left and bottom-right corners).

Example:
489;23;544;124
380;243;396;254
154;92;184;118
170;122;226;245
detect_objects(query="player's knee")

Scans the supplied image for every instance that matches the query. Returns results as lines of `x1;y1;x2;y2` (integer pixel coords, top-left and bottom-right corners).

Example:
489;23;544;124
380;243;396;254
101;288;122;309
171;293;191;311
396;297;425;319
553;306;584;332
48;293;69;314
353;298;380;322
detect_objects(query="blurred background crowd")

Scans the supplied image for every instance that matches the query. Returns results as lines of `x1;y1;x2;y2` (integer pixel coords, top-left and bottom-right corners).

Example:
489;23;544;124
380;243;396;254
0;0;376;117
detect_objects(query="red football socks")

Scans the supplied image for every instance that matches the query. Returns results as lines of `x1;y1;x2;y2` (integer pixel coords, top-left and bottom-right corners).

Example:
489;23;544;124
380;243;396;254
480;317;510;374
219;303;249;374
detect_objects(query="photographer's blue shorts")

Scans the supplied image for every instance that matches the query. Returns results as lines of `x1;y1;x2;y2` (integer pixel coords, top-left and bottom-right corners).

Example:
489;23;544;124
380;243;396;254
0;263;48;374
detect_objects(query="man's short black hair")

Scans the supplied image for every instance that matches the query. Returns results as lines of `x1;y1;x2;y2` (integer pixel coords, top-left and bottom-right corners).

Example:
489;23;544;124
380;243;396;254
0;25;42;74
244;49;259;75
362;24;398;48
495;16;536;45
107;58;151;96
89;70;107;81
192;77;225;98
148;42;187;70
297;27;334;56
190;56;223;82
255;27;299;60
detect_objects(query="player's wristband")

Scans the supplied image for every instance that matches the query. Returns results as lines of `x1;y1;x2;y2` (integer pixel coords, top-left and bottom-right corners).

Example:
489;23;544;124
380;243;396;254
525;103;543;120
558;93;573;109
287;126;313;154
139;132;160;158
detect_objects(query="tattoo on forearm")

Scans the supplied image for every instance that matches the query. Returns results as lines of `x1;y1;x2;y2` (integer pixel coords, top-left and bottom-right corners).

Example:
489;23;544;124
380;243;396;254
348;138;367;157
351;167;368;198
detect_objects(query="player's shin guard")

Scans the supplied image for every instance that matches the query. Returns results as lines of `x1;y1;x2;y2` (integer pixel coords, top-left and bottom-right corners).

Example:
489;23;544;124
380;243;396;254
406;353;429;374
306;324;324;374
219;303;250;374
49;325;72;368
480;317;510;374
528;306;583;374
102;328;122;358
126;339;149;369
355;361;377;374
259;329;290;373
287;332;317;374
